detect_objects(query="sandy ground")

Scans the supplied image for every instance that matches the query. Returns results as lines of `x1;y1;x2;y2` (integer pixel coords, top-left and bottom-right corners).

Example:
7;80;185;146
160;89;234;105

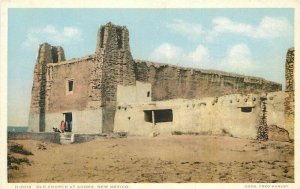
8;135;294;183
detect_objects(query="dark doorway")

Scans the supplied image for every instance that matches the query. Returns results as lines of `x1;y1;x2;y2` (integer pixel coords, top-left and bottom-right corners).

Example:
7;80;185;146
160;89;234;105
64;112;73;132
143;109;173;125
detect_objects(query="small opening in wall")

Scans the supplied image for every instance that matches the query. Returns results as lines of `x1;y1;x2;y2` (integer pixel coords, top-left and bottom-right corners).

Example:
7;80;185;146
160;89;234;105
68;80;74;92
147;91;150;97
100;27;105;48
116;28;123;49
66;79;74;94
154;109;173;123
241;107;253;113
144;109;173;124
144;110;152;122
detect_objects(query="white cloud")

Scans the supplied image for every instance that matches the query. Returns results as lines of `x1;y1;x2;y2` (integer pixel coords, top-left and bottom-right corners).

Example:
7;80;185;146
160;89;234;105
151;43;212;69
208;16;291;41
224;43;253;72
22;25;82;49
187;45;209;63
151;43;184;64
253;16;291;38
63;27;81;38
167;19;204;42
151;43;256;75
167;17;292;42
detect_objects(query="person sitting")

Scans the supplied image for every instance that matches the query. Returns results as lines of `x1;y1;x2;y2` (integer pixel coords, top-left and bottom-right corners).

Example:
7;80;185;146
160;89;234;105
60;120;65;133
53;127;60;132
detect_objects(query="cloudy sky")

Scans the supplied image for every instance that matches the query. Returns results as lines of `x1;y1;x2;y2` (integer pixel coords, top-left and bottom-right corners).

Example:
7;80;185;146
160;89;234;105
8;9;294;126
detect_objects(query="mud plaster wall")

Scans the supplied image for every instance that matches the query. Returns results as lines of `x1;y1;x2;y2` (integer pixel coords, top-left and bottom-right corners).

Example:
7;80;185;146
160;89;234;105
117;81;152;104
46;59;92;112
114;94;263;139
44;109;103;134
266;92;288;137
28;43;66;132
114;83;287;140
95;23;136;132
135;60;282;101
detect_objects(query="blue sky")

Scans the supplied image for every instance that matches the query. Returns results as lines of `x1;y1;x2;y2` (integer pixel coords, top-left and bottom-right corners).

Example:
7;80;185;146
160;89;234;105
8;8;294;126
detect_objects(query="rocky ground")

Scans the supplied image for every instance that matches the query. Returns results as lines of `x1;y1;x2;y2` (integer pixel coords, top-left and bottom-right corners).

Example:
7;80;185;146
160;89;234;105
7;135;294;183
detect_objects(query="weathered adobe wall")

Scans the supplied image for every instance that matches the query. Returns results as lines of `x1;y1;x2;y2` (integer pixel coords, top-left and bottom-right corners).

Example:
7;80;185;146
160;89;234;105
30;44;66;114
8;132;61;144
284;48;295;139
28;43;66;132
46;56;93;112
94;23;136;132
135;60;282;101
114;91;289;141
114;94;262;139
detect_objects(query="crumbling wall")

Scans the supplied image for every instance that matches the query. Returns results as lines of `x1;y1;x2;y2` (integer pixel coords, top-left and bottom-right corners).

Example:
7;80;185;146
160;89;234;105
28;43;65;132
284;48;295;139
94;23;136;132
135;60;282;101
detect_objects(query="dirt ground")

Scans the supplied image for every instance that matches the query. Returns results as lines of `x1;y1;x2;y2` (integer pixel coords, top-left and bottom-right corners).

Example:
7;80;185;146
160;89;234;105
7;135;294;183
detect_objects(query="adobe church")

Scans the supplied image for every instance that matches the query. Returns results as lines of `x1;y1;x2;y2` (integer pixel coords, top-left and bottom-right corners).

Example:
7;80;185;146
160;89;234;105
28;22;294;140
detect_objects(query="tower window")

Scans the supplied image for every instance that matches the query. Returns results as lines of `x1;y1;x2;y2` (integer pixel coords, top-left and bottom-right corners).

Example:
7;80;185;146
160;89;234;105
116;28;123;49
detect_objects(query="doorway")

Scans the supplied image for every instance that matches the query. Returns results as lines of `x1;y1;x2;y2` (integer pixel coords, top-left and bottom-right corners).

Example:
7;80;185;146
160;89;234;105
63;112;73;132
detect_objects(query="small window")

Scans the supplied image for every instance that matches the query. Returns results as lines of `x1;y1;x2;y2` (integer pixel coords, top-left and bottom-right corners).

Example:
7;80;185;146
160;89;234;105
66;79;74;94
68;80;73;92
241;107;252;113
147;91;150;97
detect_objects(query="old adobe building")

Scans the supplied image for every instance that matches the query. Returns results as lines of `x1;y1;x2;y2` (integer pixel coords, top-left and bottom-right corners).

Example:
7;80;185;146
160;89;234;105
28;22;293;140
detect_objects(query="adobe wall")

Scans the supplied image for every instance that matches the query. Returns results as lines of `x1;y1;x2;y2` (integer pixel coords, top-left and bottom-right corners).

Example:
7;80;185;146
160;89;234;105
46;56;93;112
135;60;282;101
94;23;136;132
114;91;288;140
284;48;295;139
8;132;61;144
117;81;152;104
114;94;262;139
28;43;66;132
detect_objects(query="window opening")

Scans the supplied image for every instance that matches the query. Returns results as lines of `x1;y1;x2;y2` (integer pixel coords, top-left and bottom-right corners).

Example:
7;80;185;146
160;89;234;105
116;28;122;49
100;27;105;48
68;80;73;92
241;107;253;113
144;109;173;125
